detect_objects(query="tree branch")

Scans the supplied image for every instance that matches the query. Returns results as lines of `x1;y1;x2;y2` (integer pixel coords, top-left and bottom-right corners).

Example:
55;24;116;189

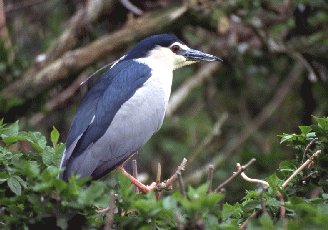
1;6;187;101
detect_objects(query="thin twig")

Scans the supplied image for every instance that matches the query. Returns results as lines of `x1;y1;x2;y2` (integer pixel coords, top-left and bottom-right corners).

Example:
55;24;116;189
276;191;285;221
155;163;161;201
206;165;214;194
156;158;187;192
156;163;162;184
238;163;269;189
177;172;186;197
104;191;115;230
120;0;143;15
302;138;318;163
218;188;225;224
214;158;256;193
300;171;318;184
259;189;267;214
132;159;139;194
240;211;258;230
281;150;321;189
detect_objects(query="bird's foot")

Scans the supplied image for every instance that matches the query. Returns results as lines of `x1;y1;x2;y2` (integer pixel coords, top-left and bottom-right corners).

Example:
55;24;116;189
118;165;157;194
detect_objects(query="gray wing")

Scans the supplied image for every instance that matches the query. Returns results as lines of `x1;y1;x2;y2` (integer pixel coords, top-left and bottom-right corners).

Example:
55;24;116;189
61;74;168;180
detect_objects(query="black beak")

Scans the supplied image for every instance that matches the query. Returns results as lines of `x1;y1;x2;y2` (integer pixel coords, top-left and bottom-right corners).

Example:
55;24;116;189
178;49;223;62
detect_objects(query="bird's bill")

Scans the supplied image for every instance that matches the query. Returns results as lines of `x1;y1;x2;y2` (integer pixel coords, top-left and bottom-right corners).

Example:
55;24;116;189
178;49;223;62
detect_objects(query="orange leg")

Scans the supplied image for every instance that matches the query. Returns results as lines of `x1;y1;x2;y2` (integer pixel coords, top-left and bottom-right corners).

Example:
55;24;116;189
117;165;157;194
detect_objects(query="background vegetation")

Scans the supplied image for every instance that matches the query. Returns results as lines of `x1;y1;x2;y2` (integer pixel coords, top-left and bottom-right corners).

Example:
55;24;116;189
1;0;328;229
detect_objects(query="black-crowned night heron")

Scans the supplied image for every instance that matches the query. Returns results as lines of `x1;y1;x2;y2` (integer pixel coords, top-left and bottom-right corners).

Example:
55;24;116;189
59;34;222;193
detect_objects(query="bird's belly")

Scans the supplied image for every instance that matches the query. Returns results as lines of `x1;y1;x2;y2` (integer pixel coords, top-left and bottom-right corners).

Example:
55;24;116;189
92;76;171;162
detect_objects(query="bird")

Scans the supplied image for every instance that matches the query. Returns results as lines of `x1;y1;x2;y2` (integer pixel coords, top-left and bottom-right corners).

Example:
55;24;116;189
59;34;222;193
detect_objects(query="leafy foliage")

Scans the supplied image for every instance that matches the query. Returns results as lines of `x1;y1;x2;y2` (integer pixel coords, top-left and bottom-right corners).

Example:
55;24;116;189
1;118;328;229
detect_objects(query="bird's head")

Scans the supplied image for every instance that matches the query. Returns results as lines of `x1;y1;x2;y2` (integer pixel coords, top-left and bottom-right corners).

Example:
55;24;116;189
122;34;223;70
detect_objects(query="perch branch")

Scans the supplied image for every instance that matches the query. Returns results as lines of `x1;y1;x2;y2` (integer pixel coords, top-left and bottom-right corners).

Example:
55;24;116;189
155;158;187;192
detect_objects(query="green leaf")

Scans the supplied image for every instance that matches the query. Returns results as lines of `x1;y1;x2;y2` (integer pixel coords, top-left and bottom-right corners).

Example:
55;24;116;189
279;134;296;143
54;143;66;165
299;126;312;135
42;146;55;166
53;179;67;193
313;116;328;130
259;213;274;229
0;120;20;144
222;203;242;220
1;120;19;137
267;173;279;194
13;175;27;189
322;193;328;200
51;126;59;147
26;131;47;152
8;177;22;195
78;181;106;205
0;172;9;183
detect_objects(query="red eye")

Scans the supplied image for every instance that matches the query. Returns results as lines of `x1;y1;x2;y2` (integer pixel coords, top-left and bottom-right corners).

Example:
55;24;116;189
171;45;180;53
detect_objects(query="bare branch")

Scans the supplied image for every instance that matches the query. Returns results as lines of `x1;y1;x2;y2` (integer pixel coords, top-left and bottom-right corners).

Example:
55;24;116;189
238;163;269;189
155;158;187;192
240;211;258;230
177;172;186;197
1;6;188;101
281;150;321;189
302;138;318;163
104;191;116;230
206;165;214;194
276;191;285;221
214;158;256;193
218;188;225;224
155;163;161;200
132;159;139;194
259;189;267;214
120;0;143;15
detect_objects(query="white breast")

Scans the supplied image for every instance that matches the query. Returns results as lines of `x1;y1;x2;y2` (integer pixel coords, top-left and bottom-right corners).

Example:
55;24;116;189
136;46;174;107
